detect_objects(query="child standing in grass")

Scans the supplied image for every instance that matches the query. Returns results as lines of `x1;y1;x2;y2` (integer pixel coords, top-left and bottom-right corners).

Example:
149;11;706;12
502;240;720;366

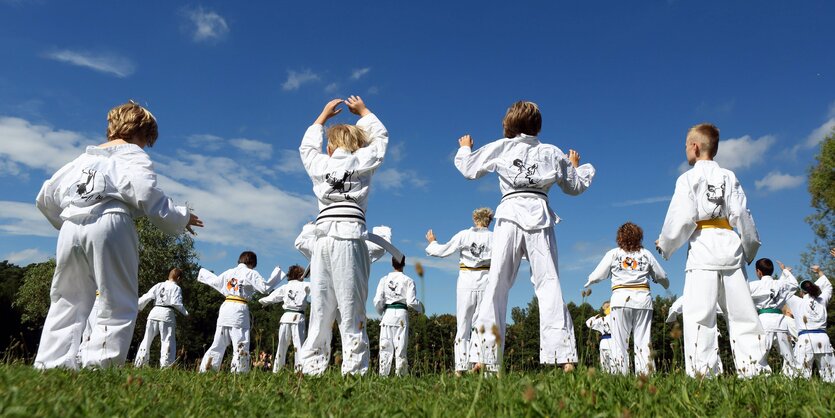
33;101;203;370
134;268;189;368
259;265;310;372
373;257;423;377
747;259;798;375
782;265;834;382
585;301;616;374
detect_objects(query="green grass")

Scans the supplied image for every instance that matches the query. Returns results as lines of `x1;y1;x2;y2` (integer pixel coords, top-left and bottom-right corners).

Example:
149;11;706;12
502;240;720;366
0;363;833;417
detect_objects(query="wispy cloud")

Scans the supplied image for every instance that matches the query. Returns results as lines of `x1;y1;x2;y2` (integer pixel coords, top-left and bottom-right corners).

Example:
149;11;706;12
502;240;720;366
350;67;371;80
229;138;272;159
43;49;135;78
185;7;229;42
0;201;57;238
324;83;339;94
679;134;775;173
375;168;428;191
754;171;804;193
612;196;670;207
0;116;97;174
3;248;50;266
275;149;305;174
282;69;320;91
186;134;224;151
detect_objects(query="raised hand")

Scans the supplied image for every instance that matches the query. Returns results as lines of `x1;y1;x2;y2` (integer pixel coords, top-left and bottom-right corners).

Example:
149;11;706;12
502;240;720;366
344;95;371;117
426;229;436;243
777;260;791;273
459;134;473;148
186;213;204;236
315;99;344;125
568;150;580;168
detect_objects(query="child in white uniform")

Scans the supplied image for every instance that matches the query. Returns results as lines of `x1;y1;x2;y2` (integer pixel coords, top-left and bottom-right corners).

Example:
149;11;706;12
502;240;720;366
425;207;493;374
198;251;283;373
373;257;424;376
33;101;202;370
783;265;834;382
298;96;388;376
585;301;616;374
656;123;768;378
586;222;669;375
455;101;595;372
259;265;311;372
747;259;798;375
135;268;189;368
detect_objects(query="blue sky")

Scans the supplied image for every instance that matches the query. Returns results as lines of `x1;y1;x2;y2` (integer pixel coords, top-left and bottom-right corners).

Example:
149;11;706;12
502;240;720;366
1;1;833;320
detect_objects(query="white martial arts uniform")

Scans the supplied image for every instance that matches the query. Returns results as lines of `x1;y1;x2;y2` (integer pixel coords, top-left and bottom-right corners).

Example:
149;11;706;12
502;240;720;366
657;159;768;378
373;271;423;376
134;280;188;368
666;296;725;374
783;273;834;382
585;314;616;373
259;280;311;372
455;134;595;369
586;248;669;375
748;271;798;376
298;113;388;376
198;264;283;373
34;144;190;370
76;292;102;367
425;227;492;371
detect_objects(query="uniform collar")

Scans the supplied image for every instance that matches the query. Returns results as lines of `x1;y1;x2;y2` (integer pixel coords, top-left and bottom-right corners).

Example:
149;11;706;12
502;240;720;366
693;160;718;168
511;134;540;144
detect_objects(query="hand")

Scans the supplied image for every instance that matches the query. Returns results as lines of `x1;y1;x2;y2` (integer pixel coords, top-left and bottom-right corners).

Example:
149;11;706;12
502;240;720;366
344;95;370;117
315;99;344;125
426;229;436;243
568;150;580;168
459;134;473;148
811;265;821;276
655;239;662;255
830;248;835;258
777;260;791;273
186;213;203;235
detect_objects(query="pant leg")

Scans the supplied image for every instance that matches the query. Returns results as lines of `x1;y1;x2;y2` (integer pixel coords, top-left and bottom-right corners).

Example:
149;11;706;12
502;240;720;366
454;285;477;372
525;225;577;364
817;353;835;383
467;289;485;365
633;309;654;375
292;320;305;371
299;244;338;375
379;325;394;376
133;319;160;367
395;321;409;377
200;326;231;372
475;220;524;370
274;323;292;372
229;327;251;373
330;238;371;376
682;270;721;378
609;307;632;375
718;268;770;377
83;214;139;368
773;332;795;376
159;321;176;368
34;222;97;370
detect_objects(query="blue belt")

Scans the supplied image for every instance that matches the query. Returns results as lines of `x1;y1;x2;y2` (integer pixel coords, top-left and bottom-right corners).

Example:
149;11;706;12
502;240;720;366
798;329;827;336
601;334;611;340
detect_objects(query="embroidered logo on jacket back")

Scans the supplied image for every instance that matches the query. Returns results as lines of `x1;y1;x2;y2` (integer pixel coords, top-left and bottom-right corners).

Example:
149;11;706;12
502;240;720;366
704;183;726;219
469;243;487;258
511;159;539;187
71;168;107;206
325;170;357;201
226;278;240;293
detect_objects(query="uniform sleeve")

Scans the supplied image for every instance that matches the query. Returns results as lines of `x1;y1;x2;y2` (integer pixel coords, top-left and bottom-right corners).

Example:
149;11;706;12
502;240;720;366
138;284;157;310
197;268;225;294
352;113;388;173
553;152;595;196
585;250;615;287
294;223;317;261
373;277;386;315
774;270;800;305
657;175;698;260
299;124;330;178
454;141;503;180
405;277;423;314
122;153;190;236
259;284;287;306
247;269;273;294
35;161;76;230
817;274;832;303
265;266;287;290
368;225;392;263
666;297;684;323
171;285;188;316
585;316;603;333
425;231;465;258
646;251;669;289
727;175;760;264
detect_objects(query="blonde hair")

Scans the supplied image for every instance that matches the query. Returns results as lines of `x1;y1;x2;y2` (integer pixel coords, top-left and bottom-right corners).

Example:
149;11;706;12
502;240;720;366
107;101;158;147
686;123;720;158
503;101;542;138
472;207;494;227
326;124;368;154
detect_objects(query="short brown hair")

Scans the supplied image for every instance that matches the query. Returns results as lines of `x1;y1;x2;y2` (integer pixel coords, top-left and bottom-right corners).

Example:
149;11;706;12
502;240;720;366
327;124;368;154
616;222;643;252
392;256;406;271
503;101;542;139
287;265;305;281
238;251;257;268
687;123;720;158
472;207;494;227
107;101;159;146
168;268;183;280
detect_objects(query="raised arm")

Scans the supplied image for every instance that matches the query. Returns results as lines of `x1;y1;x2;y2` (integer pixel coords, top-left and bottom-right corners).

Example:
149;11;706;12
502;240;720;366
454;136;502;180
585;250;615;288
554;150;595;196
197;268;225;294
138;284;158;310
300;99;342;176
727;176;760;264
657;175;698;260
368;225;392;263
264;265;287;290
350;97;388;172
425;230;465;258
123;153;198;236
258;285;287;306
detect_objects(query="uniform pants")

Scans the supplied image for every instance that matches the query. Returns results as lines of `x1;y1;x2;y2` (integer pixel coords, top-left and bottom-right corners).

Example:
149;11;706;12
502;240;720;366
299;237;371;376
274;321;306;372
134;319;176;368
34;213;139;370
379;322;409;376
762;330;794;376
475;221;577;370
455;286;484;371
200;326;251;373
610;307;654;375
599;344;616;374
682;269;770;378
793;335;835;382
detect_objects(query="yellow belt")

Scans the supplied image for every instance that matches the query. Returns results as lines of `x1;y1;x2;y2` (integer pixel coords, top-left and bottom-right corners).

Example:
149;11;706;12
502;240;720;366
611;284;650;291
225;296;248;304
460;264;490;271
696;218;732;230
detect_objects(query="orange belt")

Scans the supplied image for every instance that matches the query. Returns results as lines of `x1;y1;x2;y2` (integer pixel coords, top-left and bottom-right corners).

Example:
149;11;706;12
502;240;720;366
225;295;248;304
611;284;650;291
696;218;732;230
460;264;490;271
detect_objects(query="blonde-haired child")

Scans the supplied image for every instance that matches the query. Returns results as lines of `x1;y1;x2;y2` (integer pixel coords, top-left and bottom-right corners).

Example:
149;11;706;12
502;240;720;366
134;268;189;368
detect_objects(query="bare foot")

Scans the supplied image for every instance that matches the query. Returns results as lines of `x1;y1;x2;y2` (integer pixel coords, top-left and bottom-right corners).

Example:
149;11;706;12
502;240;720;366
561;363;575;373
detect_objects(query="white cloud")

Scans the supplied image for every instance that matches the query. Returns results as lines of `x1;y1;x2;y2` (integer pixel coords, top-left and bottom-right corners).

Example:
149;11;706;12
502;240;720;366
324;83;339;94
375;168;428;191
3;248;50;265
282;70;320;91
0;201;56;237
186;134;224;151
275;149;305;174
185;7;229;42
714;135;775;171
0;116;97;174
612;196;671;207
43;49;135;78
800;118;835;150
367;86;380;95
754;171;804;193
387;142;405;162
229;138;272;159
350;67;371;80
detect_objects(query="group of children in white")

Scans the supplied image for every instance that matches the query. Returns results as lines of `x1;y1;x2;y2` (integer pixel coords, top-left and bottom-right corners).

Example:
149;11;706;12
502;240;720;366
30;98;833;382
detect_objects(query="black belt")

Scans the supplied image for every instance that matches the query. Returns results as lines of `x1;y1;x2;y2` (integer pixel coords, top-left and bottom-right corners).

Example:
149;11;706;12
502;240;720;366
316;203;366;224
502;189;548;201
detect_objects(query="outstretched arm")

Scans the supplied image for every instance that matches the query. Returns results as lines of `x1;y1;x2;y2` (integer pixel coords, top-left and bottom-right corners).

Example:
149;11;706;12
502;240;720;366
554;149;595;196
138;284;157;310
197;268;225;294
425;230;465;258
585;250;615;288
454;136;501;180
